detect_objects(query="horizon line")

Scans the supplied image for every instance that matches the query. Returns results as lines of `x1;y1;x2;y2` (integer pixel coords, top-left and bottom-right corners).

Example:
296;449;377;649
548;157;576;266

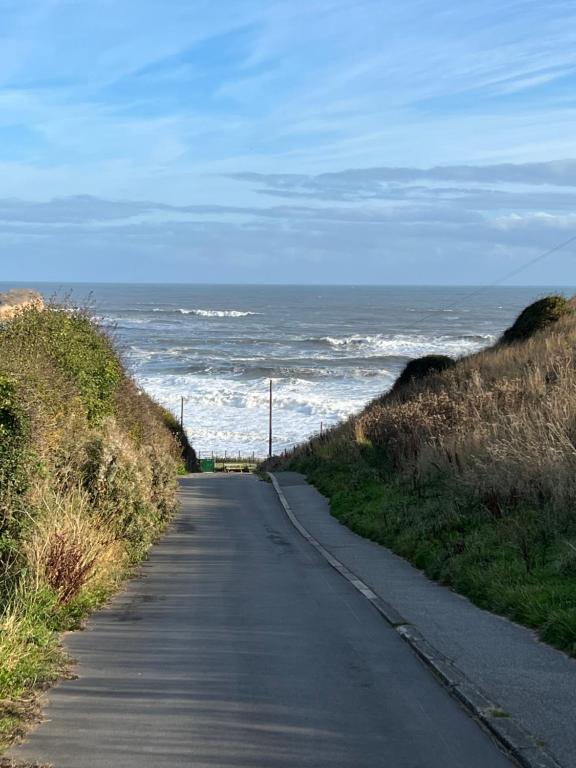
1;281;575;289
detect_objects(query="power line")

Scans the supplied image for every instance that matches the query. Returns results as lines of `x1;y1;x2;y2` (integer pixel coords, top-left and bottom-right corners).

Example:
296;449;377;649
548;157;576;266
412;231;576;326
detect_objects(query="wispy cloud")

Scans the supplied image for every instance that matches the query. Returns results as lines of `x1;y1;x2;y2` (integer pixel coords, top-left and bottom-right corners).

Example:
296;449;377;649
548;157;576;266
0;2;576;282
0;168;574;284
228;160;576;201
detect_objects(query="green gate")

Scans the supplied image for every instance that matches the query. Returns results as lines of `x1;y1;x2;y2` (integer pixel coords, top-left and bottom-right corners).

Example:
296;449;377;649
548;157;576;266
199;457;215;472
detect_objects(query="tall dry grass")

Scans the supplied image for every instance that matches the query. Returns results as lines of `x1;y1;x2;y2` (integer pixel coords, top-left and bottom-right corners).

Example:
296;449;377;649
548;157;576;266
357;308;576;516
23;486;125;605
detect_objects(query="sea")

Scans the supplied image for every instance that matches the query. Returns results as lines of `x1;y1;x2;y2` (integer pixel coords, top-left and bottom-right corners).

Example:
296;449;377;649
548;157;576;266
2;283;573;458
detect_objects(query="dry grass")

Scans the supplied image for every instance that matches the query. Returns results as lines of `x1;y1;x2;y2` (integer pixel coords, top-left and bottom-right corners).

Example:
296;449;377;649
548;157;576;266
358;308;576;515
0;761;51;768
23;487;125;605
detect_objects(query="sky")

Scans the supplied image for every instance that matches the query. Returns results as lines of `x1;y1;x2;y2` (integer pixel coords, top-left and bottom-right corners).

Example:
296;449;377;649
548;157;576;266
1;0;576;284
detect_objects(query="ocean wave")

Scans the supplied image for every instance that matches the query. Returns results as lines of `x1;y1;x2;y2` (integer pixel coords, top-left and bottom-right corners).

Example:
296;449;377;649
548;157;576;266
152;308;261;318
223;363;388;381
312;333;494;357
96;316;154;330
135;359;392;382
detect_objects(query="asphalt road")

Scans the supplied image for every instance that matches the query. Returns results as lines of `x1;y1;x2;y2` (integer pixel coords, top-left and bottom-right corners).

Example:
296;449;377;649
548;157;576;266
13;475;514;767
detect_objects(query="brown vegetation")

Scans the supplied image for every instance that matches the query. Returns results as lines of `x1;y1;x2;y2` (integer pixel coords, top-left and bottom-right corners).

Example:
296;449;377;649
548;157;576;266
358;297;576;514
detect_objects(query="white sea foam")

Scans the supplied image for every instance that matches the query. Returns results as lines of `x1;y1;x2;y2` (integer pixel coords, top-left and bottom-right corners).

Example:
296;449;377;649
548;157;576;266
153;308;261;317
317;333;493;358
137;372;381;457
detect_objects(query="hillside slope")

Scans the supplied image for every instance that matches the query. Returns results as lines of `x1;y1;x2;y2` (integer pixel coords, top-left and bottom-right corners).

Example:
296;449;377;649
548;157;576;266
0;302;196;749
268;295;576;655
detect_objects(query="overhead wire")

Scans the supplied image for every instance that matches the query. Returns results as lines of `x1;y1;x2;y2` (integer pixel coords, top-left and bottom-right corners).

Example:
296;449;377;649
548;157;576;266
407;231;576;327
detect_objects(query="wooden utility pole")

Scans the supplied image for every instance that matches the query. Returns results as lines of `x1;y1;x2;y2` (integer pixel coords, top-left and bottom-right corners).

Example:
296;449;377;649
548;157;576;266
268;379;273;458
180;396;184;430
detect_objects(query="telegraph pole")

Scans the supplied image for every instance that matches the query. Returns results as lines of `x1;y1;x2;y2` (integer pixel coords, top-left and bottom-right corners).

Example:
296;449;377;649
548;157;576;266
268;379;273;458
180;396;184;430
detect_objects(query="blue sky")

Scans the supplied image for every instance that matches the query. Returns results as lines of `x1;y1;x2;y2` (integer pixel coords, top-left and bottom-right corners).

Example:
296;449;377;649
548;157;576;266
1;0;576;283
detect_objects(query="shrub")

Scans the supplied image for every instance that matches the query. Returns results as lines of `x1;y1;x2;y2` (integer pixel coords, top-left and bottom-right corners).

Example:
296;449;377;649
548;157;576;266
160;408;200;472
1;306;122;425
391;354;455;393
500;295;571;344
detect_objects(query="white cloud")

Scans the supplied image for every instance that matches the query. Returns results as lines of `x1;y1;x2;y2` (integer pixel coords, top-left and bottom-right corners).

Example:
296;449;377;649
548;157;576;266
0;2;576;283
0;180;574;284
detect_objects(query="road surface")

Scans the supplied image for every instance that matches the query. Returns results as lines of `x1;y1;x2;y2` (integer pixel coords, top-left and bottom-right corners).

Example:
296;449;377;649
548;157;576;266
13;475;514;767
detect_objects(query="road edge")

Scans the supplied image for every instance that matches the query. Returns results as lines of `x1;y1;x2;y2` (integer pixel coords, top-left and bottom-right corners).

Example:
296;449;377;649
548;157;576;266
268;472;563;768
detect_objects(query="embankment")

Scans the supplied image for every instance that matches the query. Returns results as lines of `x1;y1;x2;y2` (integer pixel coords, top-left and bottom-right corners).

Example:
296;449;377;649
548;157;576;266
267;295;576;655
0;301;196;749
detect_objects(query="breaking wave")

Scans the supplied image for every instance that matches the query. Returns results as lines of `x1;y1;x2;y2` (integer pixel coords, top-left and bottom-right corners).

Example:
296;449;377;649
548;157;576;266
312;333;494;357
152;308;261;317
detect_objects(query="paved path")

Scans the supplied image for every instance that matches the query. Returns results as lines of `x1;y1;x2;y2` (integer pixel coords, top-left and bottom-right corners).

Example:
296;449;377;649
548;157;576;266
274;471;576;768
13;475;513;768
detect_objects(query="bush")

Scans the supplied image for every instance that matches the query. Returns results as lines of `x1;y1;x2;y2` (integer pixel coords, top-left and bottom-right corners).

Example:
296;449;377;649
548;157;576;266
160;408;200;472
1;307;122;425
500;295;571;344
391;354;455;393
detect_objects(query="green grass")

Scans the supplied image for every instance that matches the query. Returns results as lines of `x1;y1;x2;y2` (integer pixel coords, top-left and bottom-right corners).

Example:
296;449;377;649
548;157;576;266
287;443;576;657
489;709;510;718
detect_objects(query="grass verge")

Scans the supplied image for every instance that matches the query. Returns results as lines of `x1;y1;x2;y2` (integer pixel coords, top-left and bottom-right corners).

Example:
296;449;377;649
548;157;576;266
287;439;576;655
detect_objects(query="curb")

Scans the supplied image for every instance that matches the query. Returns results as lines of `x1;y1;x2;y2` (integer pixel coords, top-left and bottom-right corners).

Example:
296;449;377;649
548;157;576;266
268;472;563;768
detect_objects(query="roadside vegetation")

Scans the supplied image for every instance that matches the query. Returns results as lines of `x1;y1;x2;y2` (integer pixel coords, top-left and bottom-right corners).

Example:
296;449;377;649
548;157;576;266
267;295;576;656
0;299;196;750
